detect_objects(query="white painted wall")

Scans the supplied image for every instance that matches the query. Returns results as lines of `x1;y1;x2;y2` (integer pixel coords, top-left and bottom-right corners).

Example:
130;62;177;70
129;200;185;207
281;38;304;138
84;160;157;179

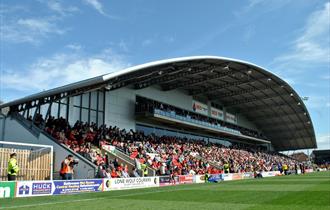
105;86;260;133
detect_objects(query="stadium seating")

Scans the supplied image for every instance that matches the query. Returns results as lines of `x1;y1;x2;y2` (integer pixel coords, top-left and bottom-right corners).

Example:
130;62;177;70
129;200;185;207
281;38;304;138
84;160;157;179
41;116;298;178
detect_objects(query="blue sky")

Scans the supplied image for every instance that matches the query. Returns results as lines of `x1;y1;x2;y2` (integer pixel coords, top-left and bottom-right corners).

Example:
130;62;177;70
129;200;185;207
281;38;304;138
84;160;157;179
0;0;329;150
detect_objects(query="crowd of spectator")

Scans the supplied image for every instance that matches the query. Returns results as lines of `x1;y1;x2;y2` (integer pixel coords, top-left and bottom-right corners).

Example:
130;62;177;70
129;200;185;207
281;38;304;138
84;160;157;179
40;116;299;178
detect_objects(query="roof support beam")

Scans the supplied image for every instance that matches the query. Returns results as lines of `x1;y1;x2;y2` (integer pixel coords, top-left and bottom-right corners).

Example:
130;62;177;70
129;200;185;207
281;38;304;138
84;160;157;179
256;120;306;128
189;79;250;96
224;93;280;107
134;64;215;89
207;84;281;100
162;69;236;91
237;103;289;114
262;127;309;134
249;112;301;122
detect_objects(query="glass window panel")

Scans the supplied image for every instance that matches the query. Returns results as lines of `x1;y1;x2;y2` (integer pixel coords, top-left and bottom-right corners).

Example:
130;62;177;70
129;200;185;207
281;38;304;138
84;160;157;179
98;112;104;126
82;93;89;108
40;104;49;117
81;109;88;122
51;103;59;118
90;110;97;123
59;104;67;118
90;91;97;110
73;95;81;106
70;107;81;125
98;91;104;111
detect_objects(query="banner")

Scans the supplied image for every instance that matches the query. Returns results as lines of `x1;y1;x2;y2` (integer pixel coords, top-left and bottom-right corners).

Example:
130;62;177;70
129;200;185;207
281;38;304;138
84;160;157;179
53;179;103;195
220;174;233;181
242;172;254;179
208;174;222;183
193;175;205;183
211;107;224;120
159;176;179;186
231;173;243;180
104;177;159;191
192;100;208;116
0;181;16;199
261;171;281;177
225;112;237;124
305;169;314;173
178;175;193;184
16;181;53;197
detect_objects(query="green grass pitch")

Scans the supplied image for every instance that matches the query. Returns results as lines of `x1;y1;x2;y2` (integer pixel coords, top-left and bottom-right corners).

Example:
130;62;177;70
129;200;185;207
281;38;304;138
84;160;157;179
1;171;329;210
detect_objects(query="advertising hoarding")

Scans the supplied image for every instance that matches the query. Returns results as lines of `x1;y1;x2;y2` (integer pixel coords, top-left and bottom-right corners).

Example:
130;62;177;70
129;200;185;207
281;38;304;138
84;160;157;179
178;175;193;184
225;112;237;124
193;175;205;183
0;181;16;199
192;100;208;116
53;179;103;195
16;181;53;197
104;177;159;191
211;107;224;120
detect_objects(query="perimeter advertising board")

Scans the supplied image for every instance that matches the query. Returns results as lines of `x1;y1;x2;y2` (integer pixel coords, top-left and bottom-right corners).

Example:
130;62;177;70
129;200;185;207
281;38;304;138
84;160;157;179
53;179;103;195
178;175;193;184
193;175;205;183
103;177;159;191
0;181;16;198
243;172;254;179
261;171;281;177
159;176;179;186
16;181;53;197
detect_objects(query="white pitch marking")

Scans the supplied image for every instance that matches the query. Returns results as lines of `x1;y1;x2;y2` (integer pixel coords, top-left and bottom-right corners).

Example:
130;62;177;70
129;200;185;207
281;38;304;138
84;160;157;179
0;185;214;209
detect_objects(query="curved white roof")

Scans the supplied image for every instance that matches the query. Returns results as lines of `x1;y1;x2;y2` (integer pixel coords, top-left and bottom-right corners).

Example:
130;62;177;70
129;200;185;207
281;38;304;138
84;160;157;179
1;56;316;150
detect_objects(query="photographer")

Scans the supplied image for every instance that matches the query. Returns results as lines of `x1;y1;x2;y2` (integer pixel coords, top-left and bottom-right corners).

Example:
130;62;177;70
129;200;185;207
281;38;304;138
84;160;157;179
60;155;78;180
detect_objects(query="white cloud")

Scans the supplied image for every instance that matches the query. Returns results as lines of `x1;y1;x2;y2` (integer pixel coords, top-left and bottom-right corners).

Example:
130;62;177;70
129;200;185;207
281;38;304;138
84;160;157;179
274;2;330;65
316;133;330;150
66;44;83;51
142;39;153;46
47;0;79;16
1;17;66;44
235;0;292;17
321;74;330;80
82;0;120;19
304;95;330;109
1;48;131;92
83;0;106;16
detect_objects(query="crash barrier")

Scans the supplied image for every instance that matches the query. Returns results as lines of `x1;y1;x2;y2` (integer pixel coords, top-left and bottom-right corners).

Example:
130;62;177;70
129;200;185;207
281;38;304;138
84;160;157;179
0;171;283;199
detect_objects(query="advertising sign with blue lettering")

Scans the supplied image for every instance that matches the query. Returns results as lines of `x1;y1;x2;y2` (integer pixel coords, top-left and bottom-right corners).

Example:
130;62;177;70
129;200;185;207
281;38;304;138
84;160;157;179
16;181;53;197
53;179;103;195
208;174;222;183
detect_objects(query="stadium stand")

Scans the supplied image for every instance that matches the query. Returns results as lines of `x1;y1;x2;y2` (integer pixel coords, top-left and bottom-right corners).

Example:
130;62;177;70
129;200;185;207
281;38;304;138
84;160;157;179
40;115;298;178
0;56;317;180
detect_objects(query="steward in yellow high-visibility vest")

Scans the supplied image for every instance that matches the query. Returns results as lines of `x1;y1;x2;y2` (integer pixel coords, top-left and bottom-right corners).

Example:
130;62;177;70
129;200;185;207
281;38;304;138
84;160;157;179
224;163;230;174
141;163;148;177
8;153;19;181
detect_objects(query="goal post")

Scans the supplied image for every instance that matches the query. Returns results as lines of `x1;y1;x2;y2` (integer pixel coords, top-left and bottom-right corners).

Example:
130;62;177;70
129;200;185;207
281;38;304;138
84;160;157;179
0;141;53;181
